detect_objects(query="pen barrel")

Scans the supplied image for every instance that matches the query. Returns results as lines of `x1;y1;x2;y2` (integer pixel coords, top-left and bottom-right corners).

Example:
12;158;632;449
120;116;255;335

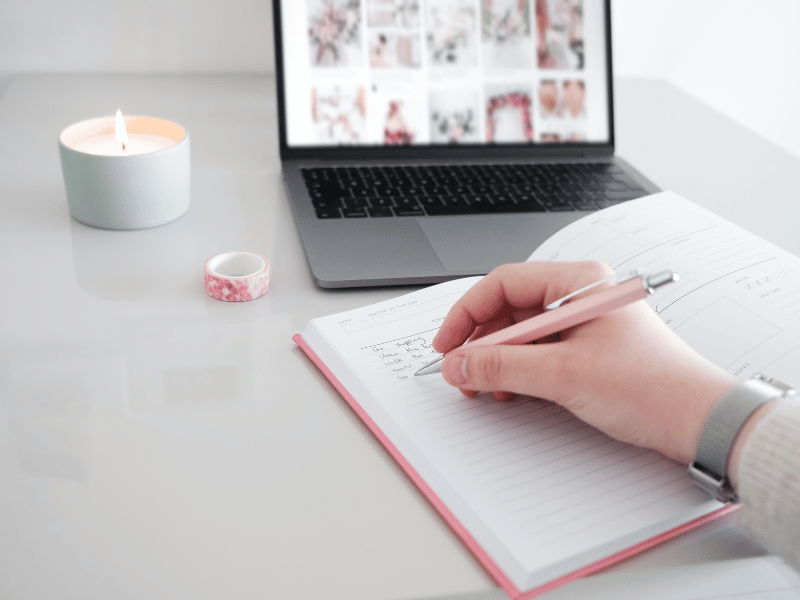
467;277;649;348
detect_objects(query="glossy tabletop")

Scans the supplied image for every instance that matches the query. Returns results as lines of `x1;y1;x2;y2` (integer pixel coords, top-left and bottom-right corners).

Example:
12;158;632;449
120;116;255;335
1;75;800;600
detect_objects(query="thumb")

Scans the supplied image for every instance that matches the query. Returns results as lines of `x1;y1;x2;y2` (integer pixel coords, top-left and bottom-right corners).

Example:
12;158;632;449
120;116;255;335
441;344;570;400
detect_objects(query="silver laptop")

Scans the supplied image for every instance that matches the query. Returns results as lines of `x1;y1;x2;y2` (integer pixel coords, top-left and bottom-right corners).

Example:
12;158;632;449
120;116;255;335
272;0;658;288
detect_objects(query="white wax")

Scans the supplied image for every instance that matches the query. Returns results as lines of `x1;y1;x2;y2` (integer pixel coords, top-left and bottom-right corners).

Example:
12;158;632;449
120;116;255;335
69;133;176;156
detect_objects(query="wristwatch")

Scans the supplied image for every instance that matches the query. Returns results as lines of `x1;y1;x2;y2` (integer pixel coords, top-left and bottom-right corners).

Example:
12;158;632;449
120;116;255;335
688;373;795;502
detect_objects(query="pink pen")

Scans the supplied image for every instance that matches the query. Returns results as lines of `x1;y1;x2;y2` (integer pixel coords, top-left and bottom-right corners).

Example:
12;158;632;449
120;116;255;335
414;269;678;376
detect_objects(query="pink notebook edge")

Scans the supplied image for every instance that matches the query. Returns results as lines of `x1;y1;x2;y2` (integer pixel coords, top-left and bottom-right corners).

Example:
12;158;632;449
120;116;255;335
293;333;737;600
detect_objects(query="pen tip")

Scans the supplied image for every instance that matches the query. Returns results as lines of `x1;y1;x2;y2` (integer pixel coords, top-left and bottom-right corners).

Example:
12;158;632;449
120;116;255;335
415;355;444;376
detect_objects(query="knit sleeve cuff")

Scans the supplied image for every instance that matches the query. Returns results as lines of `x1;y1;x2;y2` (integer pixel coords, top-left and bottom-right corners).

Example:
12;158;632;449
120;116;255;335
737;399;800;570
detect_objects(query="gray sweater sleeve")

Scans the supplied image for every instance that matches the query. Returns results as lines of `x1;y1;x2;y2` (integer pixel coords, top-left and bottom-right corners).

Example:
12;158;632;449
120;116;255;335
737;399;800;571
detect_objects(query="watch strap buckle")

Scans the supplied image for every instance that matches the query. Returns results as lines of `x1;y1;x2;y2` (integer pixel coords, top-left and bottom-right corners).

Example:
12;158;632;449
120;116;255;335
688;461;737;503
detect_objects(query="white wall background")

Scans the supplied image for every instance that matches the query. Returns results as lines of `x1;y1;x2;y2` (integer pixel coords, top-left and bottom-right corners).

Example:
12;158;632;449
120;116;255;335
0;0;274;73
611;0;800;161
1;0;798;159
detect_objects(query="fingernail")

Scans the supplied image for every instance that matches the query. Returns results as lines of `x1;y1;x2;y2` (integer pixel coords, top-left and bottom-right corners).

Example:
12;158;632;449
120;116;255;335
443;354;468;385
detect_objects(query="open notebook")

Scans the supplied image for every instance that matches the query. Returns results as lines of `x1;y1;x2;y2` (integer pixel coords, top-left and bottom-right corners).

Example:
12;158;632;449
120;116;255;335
294;191;800;598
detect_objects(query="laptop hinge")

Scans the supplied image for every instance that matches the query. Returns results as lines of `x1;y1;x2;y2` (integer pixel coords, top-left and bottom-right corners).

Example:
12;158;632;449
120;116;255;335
285;148;613;166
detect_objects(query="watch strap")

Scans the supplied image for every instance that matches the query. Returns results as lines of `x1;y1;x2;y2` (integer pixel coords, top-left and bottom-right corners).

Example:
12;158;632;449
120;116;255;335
689;374;794;502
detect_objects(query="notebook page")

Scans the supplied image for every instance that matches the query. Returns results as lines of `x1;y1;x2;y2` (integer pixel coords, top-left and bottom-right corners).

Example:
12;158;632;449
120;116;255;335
304;276;718;591
529;191;800;386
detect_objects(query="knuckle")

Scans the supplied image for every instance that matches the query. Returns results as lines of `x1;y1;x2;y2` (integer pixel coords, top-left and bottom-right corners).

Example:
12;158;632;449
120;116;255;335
488;262;516;282
580;260;613;280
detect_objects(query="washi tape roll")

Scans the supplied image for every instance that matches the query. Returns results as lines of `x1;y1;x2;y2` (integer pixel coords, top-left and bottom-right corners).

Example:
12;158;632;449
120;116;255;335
204;251;270;302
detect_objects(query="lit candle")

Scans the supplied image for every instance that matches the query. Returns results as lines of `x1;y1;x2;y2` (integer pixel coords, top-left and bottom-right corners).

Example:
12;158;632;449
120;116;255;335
66;109;178;156
116;108;128;151
59;111;191;230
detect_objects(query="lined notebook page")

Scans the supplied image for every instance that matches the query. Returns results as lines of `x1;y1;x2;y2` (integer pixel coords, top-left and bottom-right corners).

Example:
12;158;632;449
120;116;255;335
304;274;718;591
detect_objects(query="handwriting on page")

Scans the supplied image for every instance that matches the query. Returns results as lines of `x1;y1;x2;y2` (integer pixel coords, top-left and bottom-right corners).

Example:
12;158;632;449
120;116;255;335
361;329;440;379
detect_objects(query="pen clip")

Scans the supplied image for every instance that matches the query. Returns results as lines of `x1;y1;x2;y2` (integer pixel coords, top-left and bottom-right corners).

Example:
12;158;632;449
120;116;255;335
546;269;644;310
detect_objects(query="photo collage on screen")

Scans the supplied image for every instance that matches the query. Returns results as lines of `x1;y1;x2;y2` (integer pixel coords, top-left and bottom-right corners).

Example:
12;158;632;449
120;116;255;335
302;0;589;146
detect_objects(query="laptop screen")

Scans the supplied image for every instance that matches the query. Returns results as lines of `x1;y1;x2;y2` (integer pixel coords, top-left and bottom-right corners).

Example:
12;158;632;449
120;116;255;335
276;0;610;151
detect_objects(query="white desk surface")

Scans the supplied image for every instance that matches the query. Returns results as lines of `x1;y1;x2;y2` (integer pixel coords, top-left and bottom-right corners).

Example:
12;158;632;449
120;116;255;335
1;74;799;600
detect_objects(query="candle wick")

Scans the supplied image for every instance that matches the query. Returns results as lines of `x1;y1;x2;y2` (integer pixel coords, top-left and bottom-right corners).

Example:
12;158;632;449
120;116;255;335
121;142;126;151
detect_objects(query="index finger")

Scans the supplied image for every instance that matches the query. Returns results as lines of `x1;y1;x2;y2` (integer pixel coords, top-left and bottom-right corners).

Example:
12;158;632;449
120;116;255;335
432;261;613;353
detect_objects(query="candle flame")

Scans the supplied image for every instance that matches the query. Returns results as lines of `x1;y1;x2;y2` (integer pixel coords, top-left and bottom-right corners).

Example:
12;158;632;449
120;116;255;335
115;109;128;151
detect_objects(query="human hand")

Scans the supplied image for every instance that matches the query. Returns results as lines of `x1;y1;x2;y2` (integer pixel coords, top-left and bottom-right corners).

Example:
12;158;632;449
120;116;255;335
432;261;737;464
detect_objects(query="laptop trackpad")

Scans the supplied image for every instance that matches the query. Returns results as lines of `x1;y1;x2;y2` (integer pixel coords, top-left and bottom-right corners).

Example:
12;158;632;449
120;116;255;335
417;213;581;272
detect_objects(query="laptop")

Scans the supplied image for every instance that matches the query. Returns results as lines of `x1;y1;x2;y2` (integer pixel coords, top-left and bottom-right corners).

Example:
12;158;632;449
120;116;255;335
272;0;659;288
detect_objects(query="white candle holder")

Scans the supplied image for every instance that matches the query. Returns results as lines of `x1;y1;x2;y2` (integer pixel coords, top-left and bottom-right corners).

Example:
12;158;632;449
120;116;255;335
59;115;191;230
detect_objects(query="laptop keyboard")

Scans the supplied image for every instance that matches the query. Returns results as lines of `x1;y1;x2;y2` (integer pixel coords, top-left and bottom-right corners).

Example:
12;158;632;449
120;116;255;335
301;163;648;219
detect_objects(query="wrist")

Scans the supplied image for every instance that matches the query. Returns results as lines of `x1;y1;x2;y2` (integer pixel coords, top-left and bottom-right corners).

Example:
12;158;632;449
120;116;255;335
672;372;737;465
688;374;795;502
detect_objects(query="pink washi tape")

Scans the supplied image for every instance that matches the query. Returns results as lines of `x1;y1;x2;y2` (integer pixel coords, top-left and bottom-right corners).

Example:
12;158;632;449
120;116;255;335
204;251;270;302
